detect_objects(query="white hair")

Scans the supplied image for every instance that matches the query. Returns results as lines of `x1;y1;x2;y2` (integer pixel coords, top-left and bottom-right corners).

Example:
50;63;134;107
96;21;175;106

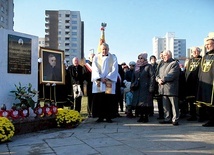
101;43;109;49
163;50;172;58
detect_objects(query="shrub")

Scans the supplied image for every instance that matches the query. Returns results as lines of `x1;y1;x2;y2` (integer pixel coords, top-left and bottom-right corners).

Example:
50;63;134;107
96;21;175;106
0;117;15;142
56;109;82;128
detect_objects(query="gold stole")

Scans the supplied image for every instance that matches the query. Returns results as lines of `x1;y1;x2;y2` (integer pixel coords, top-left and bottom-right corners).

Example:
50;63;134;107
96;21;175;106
201;56;213;72
97;54;114;94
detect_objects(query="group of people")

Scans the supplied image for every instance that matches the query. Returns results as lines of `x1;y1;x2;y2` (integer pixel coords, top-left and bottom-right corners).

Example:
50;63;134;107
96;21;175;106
121;38;214;127
63;38;213;127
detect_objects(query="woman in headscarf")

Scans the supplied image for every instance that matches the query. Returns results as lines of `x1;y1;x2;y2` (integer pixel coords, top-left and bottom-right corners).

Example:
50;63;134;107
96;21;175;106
131;53;155;123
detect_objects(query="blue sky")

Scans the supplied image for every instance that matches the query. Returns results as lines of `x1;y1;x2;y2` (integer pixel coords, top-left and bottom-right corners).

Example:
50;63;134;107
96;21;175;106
14;0;214;64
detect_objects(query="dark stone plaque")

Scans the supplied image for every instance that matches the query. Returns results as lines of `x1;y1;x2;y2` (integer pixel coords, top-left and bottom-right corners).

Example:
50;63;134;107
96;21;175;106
8;34;32;74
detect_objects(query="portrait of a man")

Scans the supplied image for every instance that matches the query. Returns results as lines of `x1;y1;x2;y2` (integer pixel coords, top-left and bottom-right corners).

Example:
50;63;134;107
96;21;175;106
43;53;62;81
40;48;65;84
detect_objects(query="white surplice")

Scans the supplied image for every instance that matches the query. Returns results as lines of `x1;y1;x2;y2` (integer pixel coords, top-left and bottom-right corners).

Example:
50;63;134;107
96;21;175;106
91;53;118;94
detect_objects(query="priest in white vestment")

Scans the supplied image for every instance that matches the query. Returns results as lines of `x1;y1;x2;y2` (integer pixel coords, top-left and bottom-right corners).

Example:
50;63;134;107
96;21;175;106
91;43;118;123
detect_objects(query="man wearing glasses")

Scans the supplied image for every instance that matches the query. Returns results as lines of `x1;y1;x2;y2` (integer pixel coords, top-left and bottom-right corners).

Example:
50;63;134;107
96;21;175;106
44;54;61;81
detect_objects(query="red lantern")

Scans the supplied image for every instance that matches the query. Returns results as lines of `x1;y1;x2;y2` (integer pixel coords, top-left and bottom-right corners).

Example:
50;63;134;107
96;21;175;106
43;103;52;116
19;104;29;118
34;103;44;117
0;104;10;118
50;102;58;115
10;104;19;119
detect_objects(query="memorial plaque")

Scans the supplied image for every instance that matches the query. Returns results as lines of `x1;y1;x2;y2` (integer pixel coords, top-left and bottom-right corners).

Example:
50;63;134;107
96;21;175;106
8;34;32;74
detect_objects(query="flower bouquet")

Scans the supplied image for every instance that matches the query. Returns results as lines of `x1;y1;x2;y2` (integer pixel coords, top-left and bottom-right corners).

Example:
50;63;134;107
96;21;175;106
55;109;82;128
0;117;15;143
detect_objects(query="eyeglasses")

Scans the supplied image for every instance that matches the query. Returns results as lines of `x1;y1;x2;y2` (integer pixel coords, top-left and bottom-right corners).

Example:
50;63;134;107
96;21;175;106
138;57;143;59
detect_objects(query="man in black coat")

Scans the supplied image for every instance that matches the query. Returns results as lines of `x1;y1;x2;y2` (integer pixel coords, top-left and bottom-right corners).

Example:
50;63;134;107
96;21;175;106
156;50;180;126
185;47;202;121
196;38;214;127
67;57;84;112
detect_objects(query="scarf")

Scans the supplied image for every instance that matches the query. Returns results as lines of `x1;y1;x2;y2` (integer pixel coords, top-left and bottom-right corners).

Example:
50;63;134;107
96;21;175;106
135;59;148;72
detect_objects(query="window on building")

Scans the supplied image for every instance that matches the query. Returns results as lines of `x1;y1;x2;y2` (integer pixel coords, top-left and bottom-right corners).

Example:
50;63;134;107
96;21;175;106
71;49;77;53
65;49;70;52
65;37;70;40
65;43;70;46
65;14;70;17
65;31;70;35
65;20;70;23
59;14;61;17
58;31;61;35
71;38;77;41
65;26;70;29
65;53;70;57
72;15;77;18
1;6;4;12
1;16;4;22
72;26;77;29
72;21;77;24
72;43;77;47
72;32;77;35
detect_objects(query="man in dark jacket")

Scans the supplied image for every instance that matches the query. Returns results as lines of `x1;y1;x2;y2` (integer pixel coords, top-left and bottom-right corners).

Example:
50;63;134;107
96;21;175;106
156;50;180;126
67;57;84;112
185;47;202;121
196;38;214;127
149;55;158;117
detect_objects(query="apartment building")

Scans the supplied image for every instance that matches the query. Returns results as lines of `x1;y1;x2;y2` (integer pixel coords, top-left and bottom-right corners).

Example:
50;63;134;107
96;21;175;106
45;10;83;66
38;37;45;47
0;0;14;30
152;32;186;61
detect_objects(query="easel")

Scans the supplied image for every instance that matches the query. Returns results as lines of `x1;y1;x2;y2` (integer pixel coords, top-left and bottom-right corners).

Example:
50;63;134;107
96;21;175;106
44;83;56;102
41;83;56;106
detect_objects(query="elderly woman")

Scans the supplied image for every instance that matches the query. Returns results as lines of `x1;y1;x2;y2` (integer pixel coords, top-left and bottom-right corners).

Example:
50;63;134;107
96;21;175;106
131;53;155;123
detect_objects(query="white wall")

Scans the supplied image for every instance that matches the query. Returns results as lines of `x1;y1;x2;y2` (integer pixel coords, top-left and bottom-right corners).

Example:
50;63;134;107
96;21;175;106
0;29;38;109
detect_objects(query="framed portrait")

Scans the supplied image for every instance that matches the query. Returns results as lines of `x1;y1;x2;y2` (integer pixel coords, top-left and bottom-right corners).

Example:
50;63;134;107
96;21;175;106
39;47;65;84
